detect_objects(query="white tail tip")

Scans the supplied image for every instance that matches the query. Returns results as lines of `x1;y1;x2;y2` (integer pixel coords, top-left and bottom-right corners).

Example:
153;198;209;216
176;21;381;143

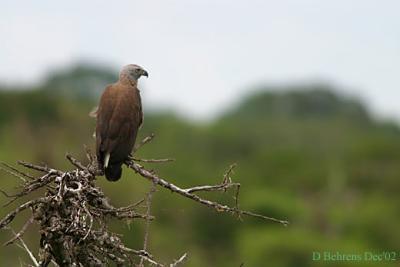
104;153;110;168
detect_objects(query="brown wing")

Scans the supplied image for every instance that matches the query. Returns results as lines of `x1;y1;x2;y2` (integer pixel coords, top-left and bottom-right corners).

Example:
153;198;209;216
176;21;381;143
96;85;113;161
96;83;142;165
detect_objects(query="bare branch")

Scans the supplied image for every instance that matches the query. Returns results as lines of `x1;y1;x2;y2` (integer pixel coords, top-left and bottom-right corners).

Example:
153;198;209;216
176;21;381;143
4;216;34;246
184;182;240;194
1;135;289;266
0;197;50;228
17;160;61;175
0;161;34;181
133;133;155;153
126;160;289;226
8;228;39;267
170;253;188;267
0;189;14;198
66;153;86;170
132;157;175;164
83;144;94;163
139;181;157;267
0;158;164;266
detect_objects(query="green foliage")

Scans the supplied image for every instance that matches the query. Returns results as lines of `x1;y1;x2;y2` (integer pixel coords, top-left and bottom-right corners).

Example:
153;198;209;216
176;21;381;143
0;66;398;266
43;63;118;100
222;85;370;123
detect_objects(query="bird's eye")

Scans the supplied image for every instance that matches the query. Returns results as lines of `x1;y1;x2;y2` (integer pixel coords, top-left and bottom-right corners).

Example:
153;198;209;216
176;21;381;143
136;69;140;72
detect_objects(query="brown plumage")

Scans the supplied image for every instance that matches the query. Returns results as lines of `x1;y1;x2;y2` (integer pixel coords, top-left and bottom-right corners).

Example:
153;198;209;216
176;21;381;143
96;64;148;181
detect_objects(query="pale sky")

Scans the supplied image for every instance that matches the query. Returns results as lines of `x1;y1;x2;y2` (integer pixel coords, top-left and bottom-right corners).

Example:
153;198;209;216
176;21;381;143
0;0;399;120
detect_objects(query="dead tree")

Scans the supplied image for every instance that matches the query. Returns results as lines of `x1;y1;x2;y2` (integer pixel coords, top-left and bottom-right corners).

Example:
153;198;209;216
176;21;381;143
0;134;288;266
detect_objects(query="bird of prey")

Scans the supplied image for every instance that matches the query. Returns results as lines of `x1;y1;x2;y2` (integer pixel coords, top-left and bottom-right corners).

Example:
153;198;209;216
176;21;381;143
95;64;148;181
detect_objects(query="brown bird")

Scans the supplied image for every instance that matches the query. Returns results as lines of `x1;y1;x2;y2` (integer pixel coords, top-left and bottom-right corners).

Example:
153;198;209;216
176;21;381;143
96;64;148;181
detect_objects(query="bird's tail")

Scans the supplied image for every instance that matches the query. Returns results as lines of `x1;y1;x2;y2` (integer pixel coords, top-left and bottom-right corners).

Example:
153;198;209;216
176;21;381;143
104;153;111;168
104;163;122;181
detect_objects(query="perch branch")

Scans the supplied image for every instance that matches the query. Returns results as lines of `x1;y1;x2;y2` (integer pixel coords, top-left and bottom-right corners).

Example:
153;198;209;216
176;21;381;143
0;158;161;266
126;160;289;225
0;133;289;267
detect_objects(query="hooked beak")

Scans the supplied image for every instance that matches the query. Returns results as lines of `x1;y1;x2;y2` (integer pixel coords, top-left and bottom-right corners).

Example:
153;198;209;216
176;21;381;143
142;69;149;78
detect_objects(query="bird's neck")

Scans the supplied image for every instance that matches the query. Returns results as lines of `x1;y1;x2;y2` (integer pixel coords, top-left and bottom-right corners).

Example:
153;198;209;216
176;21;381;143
119;75;138;87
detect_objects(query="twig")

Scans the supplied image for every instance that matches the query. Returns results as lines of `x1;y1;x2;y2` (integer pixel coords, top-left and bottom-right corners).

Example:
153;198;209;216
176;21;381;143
126;160;289;226
133;133;155;153
0;162;34;181
0;189;14;198
119;246;163;267
8;228;39;267
139;181;157;267
4;216;34;246
83;145;94;163
0;197;50;228
184;182;240;194
66;153;86;170
17;161;61;175
170;253;187;267
81;202;94;241
133;157;175;163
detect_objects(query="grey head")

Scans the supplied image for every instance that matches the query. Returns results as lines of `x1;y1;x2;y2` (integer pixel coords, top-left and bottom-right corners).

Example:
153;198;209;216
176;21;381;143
119;64;149;82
